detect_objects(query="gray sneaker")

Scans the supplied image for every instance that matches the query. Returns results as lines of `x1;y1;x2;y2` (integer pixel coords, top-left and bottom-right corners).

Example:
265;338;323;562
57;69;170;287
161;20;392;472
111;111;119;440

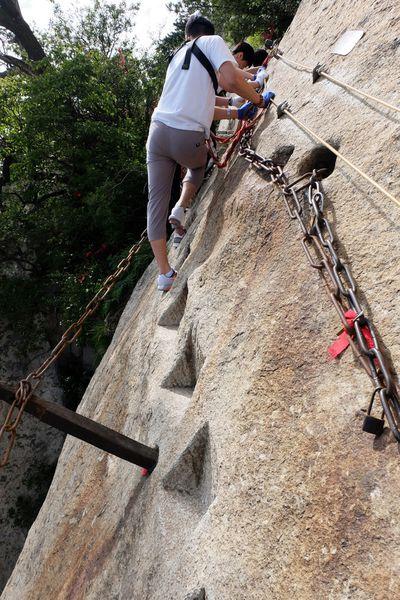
157;270;177;292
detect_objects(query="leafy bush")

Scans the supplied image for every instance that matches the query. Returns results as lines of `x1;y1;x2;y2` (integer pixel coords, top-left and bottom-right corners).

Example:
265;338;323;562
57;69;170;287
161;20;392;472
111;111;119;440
167;0;301;42
0;3;156;360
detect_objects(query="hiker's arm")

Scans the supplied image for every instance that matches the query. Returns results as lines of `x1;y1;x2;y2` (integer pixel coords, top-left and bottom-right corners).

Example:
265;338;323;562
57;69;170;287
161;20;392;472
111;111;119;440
235;67;267;88
215;96;229;107
240;69;254;80
218;61;262;104
218;68;258;92
213;106;244;120
214;90;275;121
238;68;267;88
214;107;229;120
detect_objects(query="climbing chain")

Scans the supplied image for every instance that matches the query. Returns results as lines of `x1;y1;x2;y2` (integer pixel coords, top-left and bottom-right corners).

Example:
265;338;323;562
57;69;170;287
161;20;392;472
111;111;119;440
238;132;400;441
208;109;265;169
0;229;148;467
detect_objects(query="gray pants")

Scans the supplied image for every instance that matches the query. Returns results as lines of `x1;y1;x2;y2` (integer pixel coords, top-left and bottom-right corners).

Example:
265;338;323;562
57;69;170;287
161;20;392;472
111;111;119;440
146;120;208;241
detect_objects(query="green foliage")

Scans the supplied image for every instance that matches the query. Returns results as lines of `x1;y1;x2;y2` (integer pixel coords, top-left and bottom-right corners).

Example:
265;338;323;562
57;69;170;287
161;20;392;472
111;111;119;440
0;2;157;360
246;32;266;50
167;0;301;41
44;0;139;57
0;0;302;372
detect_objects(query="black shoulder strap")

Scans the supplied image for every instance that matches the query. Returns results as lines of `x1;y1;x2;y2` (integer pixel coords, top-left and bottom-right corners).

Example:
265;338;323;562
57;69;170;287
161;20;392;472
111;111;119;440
181;39;218;94
168;41;187;65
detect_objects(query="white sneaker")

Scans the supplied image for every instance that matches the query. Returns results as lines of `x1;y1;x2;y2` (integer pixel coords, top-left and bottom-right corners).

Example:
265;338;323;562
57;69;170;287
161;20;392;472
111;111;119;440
157;270;177;292
168;205;186;229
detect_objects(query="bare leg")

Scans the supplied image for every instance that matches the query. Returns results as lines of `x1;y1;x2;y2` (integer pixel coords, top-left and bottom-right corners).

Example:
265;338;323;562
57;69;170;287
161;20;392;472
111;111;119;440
150;238;171;274
177;181;197;209
169;181;197;237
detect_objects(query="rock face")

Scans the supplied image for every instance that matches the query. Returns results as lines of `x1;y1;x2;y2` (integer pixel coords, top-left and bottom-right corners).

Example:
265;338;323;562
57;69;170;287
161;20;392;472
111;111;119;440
2;0;400;597
0;322;65;591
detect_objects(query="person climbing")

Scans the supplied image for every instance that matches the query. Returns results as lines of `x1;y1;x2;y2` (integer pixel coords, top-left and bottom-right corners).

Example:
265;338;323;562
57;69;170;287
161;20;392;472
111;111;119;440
170;47;271;250
168;44;268;250
213;46;270;124
246;48;269;73
147;12;274;291
231;41;255;69
217;41;263;90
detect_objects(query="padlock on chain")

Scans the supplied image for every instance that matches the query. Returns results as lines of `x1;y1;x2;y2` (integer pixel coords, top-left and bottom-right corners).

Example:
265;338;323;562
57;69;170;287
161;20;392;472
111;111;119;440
362;388;385;436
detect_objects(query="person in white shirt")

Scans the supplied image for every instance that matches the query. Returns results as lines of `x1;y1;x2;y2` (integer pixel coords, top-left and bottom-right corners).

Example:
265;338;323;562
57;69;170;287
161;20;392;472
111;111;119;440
147;13;274;291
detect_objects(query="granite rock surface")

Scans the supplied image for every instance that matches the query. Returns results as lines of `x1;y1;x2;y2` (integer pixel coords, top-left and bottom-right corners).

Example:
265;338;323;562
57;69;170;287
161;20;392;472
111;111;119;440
0;322;64;591
2;0;400;598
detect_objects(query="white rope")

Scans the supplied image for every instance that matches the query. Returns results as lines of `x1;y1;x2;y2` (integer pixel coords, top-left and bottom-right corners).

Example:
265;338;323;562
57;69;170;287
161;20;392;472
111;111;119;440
270;99;400;209
276;53;400;115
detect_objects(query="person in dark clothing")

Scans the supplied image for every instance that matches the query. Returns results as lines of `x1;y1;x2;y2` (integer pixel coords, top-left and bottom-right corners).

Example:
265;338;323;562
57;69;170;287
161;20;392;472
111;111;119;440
253;48;268;67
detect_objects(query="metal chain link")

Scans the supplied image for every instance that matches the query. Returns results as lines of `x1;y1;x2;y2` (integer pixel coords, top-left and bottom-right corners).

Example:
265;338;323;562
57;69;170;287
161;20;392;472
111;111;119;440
3;121;398;463
0;229;148;467
239;137;400;441
208;109;264;169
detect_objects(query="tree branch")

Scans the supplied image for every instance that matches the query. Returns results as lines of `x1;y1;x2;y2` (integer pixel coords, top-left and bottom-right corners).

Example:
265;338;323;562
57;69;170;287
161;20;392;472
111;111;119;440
0;0;45;61
0;51;34;75
36;189;68;204
4;189;23;202
0;154;14;199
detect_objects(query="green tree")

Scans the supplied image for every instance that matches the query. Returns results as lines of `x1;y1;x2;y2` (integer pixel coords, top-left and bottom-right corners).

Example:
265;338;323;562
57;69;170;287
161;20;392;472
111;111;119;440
0;2;154;362
167;0;301;42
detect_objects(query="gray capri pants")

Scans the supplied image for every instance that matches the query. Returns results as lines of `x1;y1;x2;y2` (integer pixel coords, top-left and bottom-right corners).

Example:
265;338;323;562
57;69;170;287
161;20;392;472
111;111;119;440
146;120;208;241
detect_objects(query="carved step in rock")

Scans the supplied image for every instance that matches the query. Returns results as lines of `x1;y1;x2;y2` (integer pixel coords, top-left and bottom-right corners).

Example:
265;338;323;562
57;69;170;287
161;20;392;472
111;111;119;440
184;588;206;600
163;423;214;515
174;240;191;265
161;326;203;391
158;282;188;328
297;142;338;179
270;144;295;167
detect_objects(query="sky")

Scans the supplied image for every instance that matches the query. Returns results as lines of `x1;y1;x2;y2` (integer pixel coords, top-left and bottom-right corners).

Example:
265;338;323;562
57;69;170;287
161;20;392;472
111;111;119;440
19;0;176;51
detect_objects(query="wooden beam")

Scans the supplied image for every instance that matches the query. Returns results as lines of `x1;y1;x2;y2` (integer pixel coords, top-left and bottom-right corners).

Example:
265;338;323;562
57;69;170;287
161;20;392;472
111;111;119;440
0;383;158;471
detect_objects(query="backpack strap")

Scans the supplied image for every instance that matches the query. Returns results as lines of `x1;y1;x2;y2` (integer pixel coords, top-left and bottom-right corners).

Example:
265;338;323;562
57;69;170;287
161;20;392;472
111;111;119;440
168;41;187;64
181;43;192;70
181;39;218;94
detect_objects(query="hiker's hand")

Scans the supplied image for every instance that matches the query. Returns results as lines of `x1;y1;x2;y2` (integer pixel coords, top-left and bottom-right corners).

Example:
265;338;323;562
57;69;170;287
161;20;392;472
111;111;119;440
261;90;275;107
229;95;244;108
255;67;269;87
237;101;258;121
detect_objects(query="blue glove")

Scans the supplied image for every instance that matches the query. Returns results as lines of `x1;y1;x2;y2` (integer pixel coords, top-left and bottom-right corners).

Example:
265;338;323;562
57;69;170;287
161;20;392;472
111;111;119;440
261;90;275;107
237;101;258;121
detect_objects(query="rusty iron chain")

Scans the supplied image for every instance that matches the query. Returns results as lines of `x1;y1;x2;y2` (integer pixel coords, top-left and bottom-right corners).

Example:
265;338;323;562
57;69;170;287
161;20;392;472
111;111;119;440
208;109;264;169
2;118;398;464
0;229;148;467
238;136;400;441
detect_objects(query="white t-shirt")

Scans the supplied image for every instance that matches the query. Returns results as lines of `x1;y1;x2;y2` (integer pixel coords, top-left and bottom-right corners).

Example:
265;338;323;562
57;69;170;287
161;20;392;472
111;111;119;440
152;35;235;138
